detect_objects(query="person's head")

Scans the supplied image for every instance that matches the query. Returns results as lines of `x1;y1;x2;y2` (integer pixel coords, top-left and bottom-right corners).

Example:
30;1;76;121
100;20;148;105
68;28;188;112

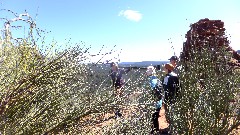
168;56;178;67
164;63;174;74
146;66;156;76
110;62;118;70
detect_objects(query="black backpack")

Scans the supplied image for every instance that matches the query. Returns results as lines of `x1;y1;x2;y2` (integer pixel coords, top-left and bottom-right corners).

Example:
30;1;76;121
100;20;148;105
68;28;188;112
163;73;180;104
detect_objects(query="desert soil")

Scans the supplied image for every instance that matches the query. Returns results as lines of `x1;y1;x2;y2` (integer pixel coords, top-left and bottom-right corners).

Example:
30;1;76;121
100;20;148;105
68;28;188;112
81;91;240;135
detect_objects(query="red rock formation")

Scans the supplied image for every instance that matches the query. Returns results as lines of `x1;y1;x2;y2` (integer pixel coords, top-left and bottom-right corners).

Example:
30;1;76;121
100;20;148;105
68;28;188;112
180;18;240;67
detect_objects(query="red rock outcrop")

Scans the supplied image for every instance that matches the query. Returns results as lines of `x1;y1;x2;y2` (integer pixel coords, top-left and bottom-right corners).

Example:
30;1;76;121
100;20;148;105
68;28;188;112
180;18;240;67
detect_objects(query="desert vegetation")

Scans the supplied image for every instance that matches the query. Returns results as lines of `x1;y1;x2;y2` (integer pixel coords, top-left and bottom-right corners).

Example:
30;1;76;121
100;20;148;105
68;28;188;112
0;10;239;135
0;10;156;135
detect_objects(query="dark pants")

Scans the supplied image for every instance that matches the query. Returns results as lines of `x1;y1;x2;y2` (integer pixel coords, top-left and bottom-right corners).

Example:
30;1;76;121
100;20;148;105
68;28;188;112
164;90;177;105
151;108;160;133
112;77;122;89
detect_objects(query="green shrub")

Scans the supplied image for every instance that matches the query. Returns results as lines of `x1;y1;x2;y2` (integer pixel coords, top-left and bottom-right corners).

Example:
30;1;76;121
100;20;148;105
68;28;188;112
3;10;239;135
0;10;119;135
169;40;240;134
0;10;157;135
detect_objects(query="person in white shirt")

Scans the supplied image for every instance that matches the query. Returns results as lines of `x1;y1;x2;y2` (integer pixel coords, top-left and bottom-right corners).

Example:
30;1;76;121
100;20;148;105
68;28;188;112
162;63;180;130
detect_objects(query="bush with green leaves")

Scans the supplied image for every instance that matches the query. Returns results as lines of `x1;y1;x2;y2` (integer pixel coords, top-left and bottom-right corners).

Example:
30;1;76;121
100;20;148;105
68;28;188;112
4;10;240;135
168;39;240;134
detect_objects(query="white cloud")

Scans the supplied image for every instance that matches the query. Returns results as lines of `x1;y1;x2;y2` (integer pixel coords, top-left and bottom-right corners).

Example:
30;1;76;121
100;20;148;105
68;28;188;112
118;10;142;22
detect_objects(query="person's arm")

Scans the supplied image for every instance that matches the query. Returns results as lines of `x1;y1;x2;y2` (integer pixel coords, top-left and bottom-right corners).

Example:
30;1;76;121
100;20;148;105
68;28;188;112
109;70;116;87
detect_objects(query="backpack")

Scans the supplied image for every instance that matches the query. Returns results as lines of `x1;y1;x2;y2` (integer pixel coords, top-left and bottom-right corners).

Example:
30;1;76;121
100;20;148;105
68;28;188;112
163;72;180;104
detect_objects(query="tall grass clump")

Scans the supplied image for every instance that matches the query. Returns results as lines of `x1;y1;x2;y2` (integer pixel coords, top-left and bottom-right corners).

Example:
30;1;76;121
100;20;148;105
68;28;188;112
0;10;160;135
0;10;124;134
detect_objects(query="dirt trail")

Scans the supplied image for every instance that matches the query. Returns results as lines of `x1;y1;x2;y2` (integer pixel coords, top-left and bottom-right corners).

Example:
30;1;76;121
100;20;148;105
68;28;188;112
82;91;240;134
82;106;169;134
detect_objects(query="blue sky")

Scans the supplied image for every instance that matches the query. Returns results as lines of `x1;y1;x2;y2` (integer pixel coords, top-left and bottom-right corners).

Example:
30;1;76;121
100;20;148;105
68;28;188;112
1;0;239;62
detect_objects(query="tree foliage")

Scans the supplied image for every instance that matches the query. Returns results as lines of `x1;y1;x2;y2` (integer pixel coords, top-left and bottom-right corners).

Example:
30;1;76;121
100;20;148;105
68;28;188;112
169;38;240;134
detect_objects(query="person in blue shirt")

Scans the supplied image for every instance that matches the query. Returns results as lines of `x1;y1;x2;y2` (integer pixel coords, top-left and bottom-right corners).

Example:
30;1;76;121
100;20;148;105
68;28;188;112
146;66;163;133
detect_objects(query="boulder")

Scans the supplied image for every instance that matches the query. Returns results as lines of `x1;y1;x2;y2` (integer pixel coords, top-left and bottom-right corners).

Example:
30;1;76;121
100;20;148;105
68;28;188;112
180;18;240;67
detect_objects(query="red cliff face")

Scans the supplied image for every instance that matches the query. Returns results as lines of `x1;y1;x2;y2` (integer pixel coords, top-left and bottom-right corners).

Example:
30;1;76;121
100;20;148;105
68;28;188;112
180;18;240;67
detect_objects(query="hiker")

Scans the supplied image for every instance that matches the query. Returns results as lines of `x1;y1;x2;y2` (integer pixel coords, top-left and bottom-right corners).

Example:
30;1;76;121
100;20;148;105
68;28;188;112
146;66;163;133
163;63;179;104
110;62;131;90
109;62;131;118
168;56;178;68
168;56;179;74
162;63;180;130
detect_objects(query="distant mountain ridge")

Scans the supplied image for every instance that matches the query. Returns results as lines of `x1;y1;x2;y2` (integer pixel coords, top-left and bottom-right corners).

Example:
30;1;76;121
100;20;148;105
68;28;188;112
237;50;240;54
119;61;168;68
